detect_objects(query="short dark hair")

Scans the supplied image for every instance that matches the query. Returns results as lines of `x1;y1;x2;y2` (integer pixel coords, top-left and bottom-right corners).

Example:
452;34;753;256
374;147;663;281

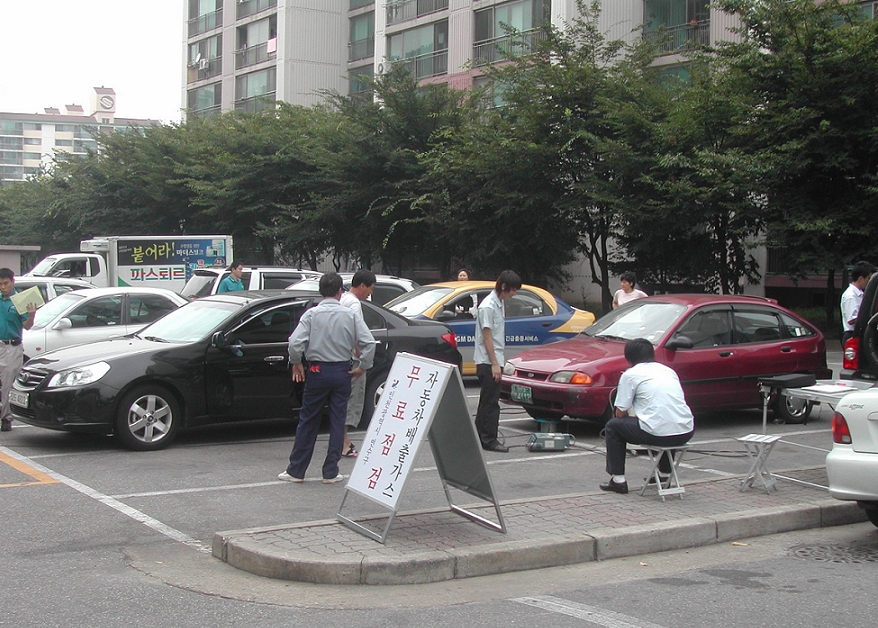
0;268;13;281
350;269;376;288
495;270;522;294
228;261;244;271
620;271;637;286
851;261;876;282
624;338;655;365
319;272;344;297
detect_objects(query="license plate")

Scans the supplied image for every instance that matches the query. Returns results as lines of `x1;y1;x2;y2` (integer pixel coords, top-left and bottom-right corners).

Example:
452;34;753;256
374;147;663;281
511;384;533;404
9;390;28;408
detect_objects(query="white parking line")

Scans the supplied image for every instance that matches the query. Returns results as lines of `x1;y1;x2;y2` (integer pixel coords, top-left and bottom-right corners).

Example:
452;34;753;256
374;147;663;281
0;445;209;553
513;595;668;628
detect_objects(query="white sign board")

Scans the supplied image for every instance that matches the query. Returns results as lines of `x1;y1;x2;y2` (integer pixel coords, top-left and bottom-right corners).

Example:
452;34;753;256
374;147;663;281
346;353;453;508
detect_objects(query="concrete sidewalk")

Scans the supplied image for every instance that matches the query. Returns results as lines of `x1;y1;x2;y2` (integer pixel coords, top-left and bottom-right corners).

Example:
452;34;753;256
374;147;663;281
212;466;868;585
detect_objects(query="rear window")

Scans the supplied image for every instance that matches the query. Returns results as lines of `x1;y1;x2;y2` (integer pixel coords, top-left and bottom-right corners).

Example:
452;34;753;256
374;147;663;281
181;272;220;298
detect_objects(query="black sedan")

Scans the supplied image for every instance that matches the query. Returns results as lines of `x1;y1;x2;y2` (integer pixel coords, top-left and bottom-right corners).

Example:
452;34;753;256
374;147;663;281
9;290;462;451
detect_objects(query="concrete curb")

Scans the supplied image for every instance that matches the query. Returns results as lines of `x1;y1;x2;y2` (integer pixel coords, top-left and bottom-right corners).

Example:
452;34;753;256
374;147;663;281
213;498;869;585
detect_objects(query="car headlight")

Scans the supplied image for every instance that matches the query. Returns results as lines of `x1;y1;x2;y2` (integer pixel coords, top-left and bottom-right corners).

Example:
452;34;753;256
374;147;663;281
47;361;111;388
503;362;515;375
549;371;593;385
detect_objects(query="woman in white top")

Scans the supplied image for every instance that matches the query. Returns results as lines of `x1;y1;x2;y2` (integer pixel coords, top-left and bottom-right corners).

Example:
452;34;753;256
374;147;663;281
612;271;648;309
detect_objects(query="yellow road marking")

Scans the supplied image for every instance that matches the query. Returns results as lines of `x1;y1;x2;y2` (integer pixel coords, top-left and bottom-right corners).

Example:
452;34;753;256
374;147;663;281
0;451;60;487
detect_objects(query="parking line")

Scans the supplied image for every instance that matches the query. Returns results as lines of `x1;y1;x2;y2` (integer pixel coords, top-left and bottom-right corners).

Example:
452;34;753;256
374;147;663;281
513;595;667;628
0;445;209;553
0;450;60;488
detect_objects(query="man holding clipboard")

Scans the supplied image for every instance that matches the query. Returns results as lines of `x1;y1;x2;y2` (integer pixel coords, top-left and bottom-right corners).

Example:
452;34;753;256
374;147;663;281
0;268;38;432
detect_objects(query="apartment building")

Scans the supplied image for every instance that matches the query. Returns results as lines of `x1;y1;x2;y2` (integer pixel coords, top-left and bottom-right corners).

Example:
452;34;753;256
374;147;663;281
183;1;739;117
0;88;158;187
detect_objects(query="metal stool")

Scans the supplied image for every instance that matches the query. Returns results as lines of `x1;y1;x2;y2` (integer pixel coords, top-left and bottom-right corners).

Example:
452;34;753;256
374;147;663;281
737;433;782;493
635;444;691;501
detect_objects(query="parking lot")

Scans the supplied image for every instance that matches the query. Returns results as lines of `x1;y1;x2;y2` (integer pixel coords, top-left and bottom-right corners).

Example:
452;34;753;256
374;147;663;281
0;357;842;552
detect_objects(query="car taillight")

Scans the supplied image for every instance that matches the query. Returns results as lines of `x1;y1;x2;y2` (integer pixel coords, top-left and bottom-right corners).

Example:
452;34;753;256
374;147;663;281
441;332;457;348
843;337;859;370
832;411;852;444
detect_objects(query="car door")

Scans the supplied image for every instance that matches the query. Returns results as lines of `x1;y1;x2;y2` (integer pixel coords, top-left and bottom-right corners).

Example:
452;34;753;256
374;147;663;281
441;289;492;371
661;306;739;410
44;293;125;353
503;289;559;362
258;271;308;290
204;301;308;419
731;305;802;404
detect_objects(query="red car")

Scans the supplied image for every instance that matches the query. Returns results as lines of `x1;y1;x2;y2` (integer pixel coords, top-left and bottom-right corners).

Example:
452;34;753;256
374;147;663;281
501;294;831;423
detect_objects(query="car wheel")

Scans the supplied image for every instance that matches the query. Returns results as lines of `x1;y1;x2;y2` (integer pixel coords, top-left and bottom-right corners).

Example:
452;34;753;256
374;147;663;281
360;370;389;430
864;507;878;528
114;385;181;451
774;392;813;424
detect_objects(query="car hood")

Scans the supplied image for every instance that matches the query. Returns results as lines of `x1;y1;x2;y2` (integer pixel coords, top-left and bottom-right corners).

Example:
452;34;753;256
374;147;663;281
508;335;629;384
24;336;179;371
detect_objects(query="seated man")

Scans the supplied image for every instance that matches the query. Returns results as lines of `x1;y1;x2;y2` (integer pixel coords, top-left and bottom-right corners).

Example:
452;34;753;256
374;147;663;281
600;338;695;494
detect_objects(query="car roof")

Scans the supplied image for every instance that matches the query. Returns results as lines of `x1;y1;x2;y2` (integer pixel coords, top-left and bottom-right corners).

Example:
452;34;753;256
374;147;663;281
71;287;186;298
15;277;95;287
635;294;779;307
191;266;322;275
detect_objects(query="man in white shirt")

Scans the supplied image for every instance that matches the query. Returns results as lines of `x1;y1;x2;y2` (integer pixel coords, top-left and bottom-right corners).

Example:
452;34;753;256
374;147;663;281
339;269;376;457
600;338;694;494
840;261;875;343
474;270;521;453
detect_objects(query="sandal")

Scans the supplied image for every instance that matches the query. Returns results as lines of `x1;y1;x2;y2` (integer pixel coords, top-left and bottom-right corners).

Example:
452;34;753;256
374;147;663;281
343;443;358;458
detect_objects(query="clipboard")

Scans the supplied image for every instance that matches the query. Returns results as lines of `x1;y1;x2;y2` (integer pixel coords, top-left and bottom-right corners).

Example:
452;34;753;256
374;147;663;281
10;286;44;315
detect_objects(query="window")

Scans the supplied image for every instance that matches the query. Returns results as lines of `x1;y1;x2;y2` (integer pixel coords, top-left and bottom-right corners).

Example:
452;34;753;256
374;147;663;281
475;0;550;42
780;313;816;339
388;20;448;78
673;309;732;348
362;304;387;331
349;66;374;96
23;152;41;160
235;68;277;111
236;16;277;68
69;296;123;328
189;33;222;66
129;294;179;325
351;0;373;9
230;304;303;345
733;310;782;344
349;12;375;61
261;272;310;289
23;123;41;131
55;124;75;133
0;152;23;165
187;83;222;113
24;138;41;145
55;140;74;146
505;290;547;318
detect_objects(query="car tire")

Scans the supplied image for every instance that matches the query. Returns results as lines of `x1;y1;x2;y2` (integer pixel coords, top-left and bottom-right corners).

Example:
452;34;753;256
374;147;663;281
774;392;814;424
114;385;181;451
864;313;878;371
864;507;878;529
360;369;389;430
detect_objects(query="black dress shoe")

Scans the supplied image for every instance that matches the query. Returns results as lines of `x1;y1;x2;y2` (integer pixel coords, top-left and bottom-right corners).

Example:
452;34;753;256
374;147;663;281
482;441;509;453
645;475;670;486
1;418;11;432
599;480;629;494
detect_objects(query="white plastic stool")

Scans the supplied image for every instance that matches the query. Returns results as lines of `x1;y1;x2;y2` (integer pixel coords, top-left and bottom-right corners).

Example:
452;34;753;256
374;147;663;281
737;433;782;493
635;444;691;501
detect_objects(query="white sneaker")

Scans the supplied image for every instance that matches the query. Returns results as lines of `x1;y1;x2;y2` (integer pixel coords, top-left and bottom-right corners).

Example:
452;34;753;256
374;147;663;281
322;474;347;484
278;471;304;483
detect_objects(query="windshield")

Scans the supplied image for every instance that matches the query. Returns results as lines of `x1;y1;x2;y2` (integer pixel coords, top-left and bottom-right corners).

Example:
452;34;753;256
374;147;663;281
31;292;88;330
27;257;61;276
286;279;320;292
136;299;242;343
181;272;220;298
385;286;455;315
584;301;687;344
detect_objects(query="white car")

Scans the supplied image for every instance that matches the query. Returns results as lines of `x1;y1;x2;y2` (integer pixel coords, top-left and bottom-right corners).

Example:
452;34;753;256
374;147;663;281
23;287;188;358
826;387;878;527
287;273;419;305
180;266;323;299
13;276;96;302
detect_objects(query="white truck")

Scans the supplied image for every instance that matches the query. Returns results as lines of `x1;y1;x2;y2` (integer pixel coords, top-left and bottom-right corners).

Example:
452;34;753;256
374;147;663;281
25;235;234;293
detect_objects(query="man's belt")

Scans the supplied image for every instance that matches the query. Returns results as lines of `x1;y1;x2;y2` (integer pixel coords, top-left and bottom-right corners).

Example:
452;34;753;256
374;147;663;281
0;339;22;346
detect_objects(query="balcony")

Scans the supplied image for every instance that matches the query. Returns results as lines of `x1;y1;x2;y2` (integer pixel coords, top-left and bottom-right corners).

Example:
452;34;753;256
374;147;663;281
235;93;277;113
395;49;448;80
187;56;223;83
237;0;277;20
189;105;222;119
236;40;276;69
349;37;375;62
386;0;449;26
188;8;223;38
643;21;710;56
473;29;546;66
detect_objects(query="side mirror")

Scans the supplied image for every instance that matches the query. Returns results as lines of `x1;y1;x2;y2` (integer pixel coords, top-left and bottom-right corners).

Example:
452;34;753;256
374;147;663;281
665;335;694;351
436;310;455;322
212;331;229;349
53;318;73;330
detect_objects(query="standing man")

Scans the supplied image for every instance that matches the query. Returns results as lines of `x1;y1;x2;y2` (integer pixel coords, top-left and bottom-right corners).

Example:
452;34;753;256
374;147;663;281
474;270;521;453
600;338;694;494
841;261;876;343
0;268;37;432
217;261;245;293
278;273;375;483
339;269;376;457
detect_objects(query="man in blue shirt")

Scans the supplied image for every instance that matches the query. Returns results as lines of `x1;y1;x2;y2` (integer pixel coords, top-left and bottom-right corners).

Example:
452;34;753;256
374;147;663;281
0;268;37;432
217;261;245;293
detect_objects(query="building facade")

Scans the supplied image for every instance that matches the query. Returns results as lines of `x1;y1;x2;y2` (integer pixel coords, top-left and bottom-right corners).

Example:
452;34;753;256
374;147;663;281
0;88;158;187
